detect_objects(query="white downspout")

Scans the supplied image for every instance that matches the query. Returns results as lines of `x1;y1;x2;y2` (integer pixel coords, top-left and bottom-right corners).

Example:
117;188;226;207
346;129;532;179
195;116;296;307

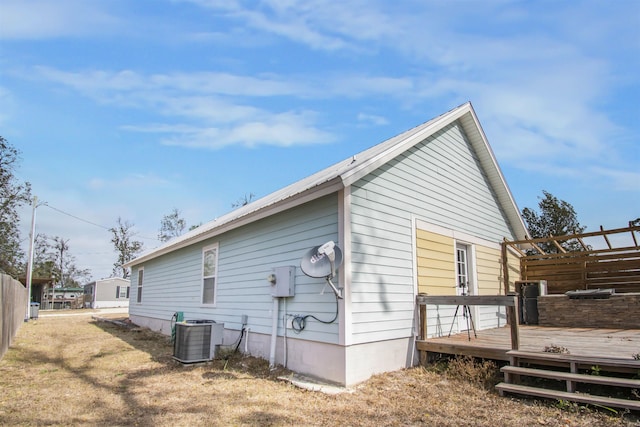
269;297;279;368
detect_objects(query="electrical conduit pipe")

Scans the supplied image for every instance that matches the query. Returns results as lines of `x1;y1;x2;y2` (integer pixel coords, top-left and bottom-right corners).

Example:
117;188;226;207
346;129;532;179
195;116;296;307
269;297;279;368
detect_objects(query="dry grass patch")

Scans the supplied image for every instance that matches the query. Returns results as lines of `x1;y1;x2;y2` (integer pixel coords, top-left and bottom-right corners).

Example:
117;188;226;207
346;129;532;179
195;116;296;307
0;314;637;426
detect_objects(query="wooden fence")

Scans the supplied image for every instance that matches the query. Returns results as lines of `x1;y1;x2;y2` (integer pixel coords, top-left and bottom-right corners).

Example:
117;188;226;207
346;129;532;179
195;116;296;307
0;274;28;360
502;225;640;294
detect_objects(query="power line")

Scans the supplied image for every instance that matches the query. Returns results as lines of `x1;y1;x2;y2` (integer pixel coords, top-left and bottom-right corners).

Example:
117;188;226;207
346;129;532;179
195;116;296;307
41;203;160;241
44;204;110;230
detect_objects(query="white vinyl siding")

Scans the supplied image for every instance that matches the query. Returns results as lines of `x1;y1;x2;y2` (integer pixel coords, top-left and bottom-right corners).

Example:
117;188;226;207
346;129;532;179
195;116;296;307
128;195;340;343
349;121;514;344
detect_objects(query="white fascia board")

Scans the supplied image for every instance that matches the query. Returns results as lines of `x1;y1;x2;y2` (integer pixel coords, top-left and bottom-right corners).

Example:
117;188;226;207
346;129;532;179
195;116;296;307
458;107;529;240
125;178;344;267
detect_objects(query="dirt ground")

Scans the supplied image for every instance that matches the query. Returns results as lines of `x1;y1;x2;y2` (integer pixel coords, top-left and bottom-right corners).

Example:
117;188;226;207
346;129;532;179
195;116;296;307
0;313;637;426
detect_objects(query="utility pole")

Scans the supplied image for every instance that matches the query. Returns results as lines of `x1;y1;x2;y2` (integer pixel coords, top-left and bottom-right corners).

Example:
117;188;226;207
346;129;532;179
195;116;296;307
24;196;38;322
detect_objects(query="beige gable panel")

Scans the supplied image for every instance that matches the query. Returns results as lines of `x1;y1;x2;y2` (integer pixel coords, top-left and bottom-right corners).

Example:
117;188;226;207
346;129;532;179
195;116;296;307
416;229;455;295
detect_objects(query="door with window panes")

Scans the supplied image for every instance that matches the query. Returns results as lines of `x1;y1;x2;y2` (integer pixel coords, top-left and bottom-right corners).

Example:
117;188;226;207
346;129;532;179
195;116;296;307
455;243;474;331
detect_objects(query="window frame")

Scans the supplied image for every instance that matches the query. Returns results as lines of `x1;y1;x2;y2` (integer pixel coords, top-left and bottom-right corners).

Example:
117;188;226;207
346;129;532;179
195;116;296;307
201;243;219;306
136;267;144;304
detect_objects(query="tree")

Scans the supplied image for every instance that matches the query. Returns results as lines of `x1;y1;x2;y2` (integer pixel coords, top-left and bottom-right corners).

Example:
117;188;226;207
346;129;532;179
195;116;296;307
232;193;255;208
158;208;186;242
31;233;55;279
630;218;640;227
110;217;143;279
521;190;586;253
0;136;32;276
51;236;91;287
31;234;90;286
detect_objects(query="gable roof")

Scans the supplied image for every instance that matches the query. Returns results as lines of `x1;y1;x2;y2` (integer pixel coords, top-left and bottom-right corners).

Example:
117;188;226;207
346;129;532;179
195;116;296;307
126;102;527;267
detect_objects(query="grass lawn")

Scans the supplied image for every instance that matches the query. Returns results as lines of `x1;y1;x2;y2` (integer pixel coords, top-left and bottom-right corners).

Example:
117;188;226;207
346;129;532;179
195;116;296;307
0;313;637;426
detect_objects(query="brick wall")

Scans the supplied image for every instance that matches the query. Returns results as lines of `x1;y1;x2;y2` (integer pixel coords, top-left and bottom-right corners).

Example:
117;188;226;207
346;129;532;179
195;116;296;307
537;293;640;329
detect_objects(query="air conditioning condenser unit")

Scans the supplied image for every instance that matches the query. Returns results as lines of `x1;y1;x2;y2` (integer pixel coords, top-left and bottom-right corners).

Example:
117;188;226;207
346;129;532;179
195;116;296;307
173;320;224;363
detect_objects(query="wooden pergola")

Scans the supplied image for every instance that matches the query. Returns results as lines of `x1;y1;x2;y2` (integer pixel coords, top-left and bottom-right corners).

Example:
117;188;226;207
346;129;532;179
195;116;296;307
501;224;640;294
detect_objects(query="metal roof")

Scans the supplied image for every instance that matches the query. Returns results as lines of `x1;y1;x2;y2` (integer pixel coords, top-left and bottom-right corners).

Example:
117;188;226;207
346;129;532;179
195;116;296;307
125;102;527;267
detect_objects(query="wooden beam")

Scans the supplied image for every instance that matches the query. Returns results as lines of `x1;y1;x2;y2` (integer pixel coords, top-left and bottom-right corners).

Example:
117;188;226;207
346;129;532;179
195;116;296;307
419;303;426;341
530;241;547;255
507;292;519;350
577;237;589;251
416;295;518;307
551;238;567;253
506;225;640;247
630;227;638;247
600;225;612;249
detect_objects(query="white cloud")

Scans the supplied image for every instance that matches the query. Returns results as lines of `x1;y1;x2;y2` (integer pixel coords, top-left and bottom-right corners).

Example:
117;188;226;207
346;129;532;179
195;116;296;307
0;0;122;39
357;113;388;126
158;111;334;148
588;167;640;192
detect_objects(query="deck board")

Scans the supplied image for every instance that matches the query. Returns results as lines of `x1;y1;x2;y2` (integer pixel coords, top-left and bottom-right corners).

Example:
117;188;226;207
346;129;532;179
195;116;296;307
417;326;640;361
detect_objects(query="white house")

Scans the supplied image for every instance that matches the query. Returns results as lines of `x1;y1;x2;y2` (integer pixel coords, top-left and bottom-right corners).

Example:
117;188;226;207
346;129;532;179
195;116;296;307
84;277;131;309
124;102;527;386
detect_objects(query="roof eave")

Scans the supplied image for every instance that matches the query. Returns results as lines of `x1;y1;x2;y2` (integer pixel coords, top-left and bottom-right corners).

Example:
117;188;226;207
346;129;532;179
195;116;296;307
124;177;344;268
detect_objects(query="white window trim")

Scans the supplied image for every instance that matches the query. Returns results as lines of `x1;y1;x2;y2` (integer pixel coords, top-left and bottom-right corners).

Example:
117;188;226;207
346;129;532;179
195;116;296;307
136;267;144;304
201;243;219;306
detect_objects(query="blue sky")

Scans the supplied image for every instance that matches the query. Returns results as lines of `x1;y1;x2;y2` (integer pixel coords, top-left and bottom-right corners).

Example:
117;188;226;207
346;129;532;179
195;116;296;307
2;0;638;281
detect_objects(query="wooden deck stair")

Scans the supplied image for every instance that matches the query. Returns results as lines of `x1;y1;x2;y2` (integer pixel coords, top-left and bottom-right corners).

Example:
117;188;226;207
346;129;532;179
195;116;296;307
496;350;640;411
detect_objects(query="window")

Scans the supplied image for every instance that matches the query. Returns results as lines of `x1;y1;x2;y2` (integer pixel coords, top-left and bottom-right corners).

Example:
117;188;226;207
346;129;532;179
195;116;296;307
456;245;469;294
202;244;218;305
116;286;127;299
136;268;144;303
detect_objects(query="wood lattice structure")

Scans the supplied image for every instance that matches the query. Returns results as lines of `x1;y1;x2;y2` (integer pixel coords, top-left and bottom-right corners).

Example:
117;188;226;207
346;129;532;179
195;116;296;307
502;225;640;294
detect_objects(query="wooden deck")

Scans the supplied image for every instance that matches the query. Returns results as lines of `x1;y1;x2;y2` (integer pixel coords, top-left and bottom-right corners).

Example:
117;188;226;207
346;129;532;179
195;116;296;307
417;326;640;362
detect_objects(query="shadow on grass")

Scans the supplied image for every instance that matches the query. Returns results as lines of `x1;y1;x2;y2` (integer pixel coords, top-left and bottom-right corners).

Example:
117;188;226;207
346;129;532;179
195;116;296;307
3;316;300;426
88;318;298;423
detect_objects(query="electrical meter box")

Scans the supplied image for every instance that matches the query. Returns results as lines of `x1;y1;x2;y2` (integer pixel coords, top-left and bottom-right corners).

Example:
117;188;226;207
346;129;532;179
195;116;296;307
270;266;296;297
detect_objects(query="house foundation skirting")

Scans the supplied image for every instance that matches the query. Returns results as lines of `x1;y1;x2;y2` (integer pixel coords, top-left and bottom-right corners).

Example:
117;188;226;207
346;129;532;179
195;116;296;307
129;314;416;387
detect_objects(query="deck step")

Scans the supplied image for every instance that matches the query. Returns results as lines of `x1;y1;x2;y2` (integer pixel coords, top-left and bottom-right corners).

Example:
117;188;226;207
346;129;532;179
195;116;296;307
496;382;640;411
501;366;640;388
506;350;640;374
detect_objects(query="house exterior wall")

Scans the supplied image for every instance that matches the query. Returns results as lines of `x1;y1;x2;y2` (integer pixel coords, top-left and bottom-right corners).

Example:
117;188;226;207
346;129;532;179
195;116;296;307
93;278;130;308
129;195;344;381
127;118;522;387
349;122;517;350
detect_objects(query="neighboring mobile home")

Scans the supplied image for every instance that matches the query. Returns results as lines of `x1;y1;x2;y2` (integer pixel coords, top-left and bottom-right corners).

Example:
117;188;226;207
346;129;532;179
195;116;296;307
125;102;527;386
83;277;131;309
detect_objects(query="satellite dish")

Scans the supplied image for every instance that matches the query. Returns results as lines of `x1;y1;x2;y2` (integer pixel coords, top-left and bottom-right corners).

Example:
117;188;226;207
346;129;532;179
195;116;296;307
300;241;343;278
300;241;344;299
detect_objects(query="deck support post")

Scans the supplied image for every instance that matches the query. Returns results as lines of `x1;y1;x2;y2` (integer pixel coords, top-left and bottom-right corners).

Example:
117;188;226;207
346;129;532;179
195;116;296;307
507;293;520;350
418;302;427;365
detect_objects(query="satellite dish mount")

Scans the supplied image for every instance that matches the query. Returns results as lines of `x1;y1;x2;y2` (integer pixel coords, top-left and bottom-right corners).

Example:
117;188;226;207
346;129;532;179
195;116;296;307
300;240;344;299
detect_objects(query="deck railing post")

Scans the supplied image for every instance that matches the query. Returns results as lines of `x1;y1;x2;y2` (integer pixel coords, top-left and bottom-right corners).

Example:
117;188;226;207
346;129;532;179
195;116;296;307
507;292;520;350
418;299;427;365
419;302;426;341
